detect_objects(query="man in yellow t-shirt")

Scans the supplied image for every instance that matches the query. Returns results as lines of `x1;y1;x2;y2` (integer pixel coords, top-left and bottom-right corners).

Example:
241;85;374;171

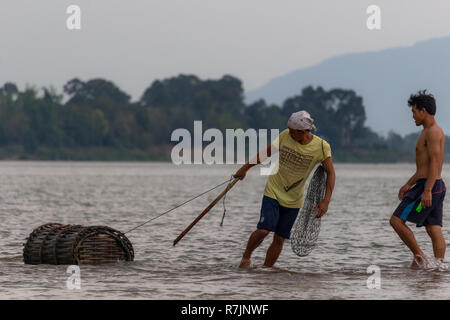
234;111;336;268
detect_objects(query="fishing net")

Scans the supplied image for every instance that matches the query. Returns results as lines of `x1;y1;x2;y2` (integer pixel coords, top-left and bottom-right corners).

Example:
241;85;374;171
290;165;327;257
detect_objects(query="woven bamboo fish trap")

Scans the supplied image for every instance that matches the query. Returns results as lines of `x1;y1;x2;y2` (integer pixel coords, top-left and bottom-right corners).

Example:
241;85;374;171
23;223;134;265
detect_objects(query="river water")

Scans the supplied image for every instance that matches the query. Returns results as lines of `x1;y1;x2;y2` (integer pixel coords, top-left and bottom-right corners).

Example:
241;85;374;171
1;161;450;299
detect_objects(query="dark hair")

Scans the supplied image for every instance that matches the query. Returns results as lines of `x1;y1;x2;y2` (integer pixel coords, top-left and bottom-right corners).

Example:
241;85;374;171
408;90;436;115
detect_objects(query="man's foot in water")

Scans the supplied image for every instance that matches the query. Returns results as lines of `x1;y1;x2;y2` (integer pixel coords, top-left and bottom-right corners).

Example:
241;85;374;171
411;254;428;269
239;258;251;269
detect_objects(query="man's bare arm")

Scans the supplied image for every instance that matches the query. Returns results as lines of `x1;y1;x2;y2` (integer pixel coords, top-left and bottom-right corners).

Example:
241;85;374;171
314;157;335;218
233;143;278;180
398;173;419;200
422;128;442;207
405;173;419;188
322;157;335;204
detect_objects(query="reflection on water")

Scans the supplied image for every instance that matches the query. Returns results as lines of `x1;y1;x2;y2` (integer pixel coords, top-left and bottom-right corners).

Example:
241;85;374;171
1;161;450;299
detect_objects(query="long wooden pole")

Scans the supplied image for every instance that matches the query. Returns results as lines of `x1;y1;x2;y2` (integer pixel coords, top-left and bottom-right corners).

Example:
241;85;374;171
173;177;239;246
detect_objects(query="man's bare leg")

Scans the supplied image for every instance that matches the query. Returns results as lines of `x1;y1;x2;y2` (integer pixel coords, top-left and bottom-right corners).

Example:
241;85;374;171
426;225;446;261
390;216;426;265
263;233;285;267
239;229;270;268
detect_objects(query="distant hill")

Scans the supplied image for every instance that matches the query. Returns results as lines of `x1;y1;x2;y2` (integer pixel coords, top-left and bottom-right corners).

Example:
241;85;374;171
245;36;450;135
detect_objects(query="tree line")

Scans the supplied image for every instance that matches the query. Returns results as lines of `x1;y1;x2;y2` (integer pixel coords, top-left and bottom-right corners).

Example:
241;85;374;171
0;75;440;161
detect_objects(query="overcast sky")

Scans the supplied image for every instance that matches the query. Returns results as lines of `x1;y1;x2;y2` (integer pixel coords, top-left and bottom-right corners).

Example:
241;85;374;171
1;0;450;100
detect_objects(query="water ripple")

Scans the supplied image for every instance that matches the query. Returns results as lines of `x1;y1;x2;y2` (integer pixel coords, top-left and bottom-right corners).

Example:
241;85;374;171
1;162;450;299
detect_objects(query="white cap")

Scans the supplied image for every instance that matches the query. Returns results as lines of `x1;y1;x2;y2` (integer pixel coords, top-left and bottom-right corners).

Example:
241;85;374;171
287;110;317;131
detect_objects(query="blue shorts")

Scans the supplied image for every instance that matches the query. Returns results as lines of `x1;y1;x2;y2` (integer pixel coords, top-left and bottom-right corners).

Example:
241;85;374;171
257;196;300;239
393;179;446;227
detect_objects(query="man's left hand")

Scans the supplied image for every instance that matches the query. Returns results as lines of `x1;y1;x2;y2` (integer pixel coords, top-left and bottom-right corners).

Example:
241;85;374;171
421;190;432;208
314;200;329;218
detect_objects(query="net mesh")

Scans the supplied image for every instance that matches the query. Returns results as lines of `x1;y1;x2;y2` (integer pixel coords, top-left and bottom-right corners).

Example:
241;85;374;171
290;165;327;257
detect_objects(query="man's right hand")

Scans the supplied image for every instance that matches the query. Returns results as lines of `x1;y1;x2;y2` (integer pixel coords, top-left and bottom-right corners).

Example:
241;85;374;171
234;165;249;180
398;184;412;200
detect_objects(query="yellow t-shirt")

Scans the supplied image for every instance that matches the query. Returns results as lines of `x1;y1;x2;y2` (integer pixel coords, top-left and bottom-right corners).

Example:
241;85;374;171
263;129;332;208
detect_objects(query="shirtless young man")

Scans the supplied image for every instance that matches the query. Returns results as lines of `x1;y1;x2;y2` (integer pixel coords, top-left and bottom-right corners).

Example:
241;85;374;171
390;90;446;266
